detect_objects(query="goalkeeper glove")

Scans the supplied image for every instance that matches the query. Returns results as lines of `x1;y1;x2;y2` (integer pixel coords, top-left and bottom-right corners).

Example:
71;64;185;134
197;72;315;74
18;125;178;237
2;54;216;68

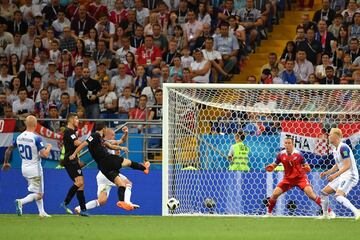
265;164;275;172
302;164;311;173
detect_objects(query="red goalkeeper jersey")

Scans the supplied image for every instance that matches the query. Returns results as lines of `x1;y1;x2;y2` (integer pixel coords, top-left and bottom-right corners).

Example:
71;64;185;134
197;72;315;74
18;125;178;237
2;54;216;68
275;149;307;179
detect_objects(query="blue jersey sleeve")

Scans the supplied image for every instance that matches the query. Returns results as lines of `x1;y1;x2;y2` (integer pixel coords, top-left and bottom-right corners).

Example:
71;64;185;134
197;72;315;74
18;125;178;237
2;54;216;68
35;136;45;152
340;145;351;159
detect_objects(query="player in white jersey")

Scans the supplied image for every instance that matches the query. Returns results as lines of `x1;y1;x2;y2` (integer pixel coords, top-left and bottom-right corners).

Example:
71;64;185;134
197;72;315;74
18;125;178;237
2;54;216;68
2;116;52;217
318;128;360;220
74;126;139;213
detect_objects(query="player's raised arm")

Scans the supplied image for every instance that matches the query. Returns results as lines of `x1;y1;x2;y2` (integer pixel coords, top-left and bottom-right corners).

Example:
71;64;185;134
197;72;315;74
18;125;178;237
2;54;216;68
118;126;128;145
69;141;89;160
2;145;15;171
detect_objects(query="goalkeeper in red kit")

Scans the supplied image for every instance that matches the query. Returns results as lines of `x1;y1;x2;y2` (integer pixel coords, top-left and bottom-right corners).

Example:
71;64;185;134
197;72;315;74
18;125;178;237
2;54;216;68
264;137;335;217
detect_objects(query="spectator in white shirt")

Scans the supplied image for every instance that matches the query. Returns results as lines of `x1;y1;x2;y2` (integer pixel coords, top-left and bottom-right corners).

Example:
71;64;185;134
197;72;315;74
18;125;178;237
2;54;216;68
135;0;149;27
99;80;118;114
52;9;71;37
12;87;34;117
49;77;75;105
182;9;203;51
213;22;239;74
202;37;233;81
141;75;161;107
110;63;133;97
4;32;27;64
118;86;136;114
294;50;314;83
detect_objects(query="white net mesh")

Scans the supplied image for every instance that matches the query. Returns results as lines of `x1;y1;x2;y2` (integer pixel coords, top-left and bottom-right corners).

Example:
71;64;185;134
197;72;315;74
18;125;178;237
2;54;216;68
163;84;360;217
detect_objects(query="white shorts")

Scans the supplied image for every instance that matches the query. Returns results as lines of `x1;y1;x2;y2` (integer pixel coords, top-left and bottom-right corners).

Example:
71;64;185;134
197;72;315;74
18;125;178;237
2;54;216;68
328;176;359;195
25;175;44;193
97;173;128;197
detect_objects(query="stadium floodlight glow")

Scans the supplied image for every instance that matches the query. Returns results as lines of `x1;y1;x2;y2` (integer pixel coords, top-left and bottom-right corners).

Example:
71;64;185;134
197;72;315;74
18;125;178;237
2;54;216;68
162;83;360;217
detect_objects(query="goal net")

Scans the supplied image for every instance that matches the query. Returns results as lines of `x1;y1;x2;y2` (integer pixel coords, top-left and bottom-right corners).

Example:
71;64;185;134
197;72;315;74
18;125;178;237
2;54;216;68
162;84;360;217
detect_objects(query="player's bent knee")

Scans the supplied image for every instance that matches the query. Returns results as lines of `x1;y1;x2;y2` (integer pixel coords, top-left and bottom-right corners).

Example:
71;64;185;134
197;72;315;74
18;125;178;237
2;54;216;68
36;193;43;200
122;159;131;167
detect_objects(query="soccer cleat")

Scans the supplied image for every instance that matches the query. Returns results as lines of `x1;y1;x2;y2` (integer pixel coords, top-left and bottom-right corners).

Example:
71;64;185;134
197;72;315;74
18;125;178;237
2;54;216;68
117;201;134;211
328;210;336;219
15;199;22;216
79;210;90;217
354;209;360;220
143;161;150;175
130;203;140;209
39;212;51;218
317;215;331;220
60;202;73;214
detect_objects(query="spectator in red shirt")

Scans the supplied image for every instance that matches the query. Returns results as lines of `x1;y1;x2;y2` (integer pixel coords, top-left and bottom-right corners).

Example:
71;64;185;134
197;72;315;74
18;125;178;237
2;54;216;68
109;0;128;26
129;94;149;133
88;0;108;21
136;35;162;75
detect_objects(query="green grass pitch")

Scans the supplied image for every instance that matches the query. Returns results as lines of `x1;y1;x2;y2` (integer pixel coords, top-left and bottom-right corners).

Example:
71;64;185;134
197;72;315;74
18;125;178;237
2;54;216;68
0;214;359;240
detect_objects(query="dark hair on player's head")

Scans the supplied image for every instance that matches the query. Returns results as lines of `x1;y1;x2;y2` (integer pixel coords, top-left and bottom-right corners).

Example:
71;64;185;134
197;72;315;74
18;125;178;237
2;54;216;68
284;136;294;142
236;130;246;141
95;122;107;131
67;113;78;123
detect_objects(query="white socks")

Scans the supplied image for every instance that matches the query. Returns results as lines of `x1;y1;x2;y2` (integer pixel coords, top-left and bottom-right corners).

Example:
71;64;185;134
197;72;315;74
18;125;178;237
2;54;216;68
335;195;358;215
85;200;100;210
19;193;37;205
36;199;45;214
321;193;329;216
124;184;132;203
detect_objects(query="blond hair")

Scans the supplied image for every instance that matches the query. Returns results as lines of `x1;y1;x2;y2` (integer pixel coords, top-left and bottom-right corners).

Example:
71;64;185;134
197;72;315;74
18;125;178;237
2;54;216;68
330;128;343;138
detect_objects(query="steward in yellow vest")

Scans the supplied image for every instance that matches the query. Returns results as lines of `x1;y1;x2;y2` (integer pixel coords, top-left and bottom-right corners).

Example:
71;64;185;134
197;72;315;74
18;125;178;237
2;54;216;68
228;131;250;171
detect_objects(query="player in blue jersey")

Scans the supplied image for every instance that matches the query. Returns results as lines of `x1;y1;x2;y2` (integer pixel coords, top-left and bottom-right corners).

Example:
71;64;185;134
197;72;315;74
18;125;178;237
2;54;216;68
2;116;52;217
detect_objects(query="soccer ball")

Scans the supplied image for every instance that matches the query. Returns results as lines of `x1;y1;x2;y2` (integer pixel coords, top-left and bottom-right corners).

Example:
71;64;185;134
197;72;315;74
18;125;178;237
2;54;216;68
167;198;180;210
204;198;216;209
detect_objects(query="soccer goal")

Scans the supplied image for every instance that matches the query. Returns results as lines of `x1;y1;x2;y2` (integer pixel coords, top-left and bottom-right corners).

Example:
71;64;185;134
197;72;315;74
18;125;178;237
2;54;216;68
162;84;360;217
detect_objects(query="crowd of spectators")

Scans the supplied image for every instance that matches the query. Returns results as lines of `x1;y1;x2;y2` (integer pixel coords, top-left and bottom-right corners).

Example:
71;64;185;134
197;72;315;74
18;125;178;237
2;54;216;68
259;0;360;85
0;0;284;134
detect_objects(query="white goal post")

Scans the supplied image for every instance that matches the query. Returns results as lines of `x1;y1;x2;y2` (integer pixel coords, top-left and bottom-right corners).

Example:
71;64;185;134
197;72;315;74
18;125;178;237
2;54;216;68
162;84;360;217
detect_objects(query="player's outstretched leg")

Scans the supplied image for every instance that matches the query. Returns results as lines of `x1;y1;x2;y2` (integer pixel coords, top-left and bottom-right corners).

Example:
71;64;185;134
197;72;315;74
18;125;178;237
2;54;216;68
335;192;360;220
121;159;150;174
15;193;37;216
75;200;100;214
